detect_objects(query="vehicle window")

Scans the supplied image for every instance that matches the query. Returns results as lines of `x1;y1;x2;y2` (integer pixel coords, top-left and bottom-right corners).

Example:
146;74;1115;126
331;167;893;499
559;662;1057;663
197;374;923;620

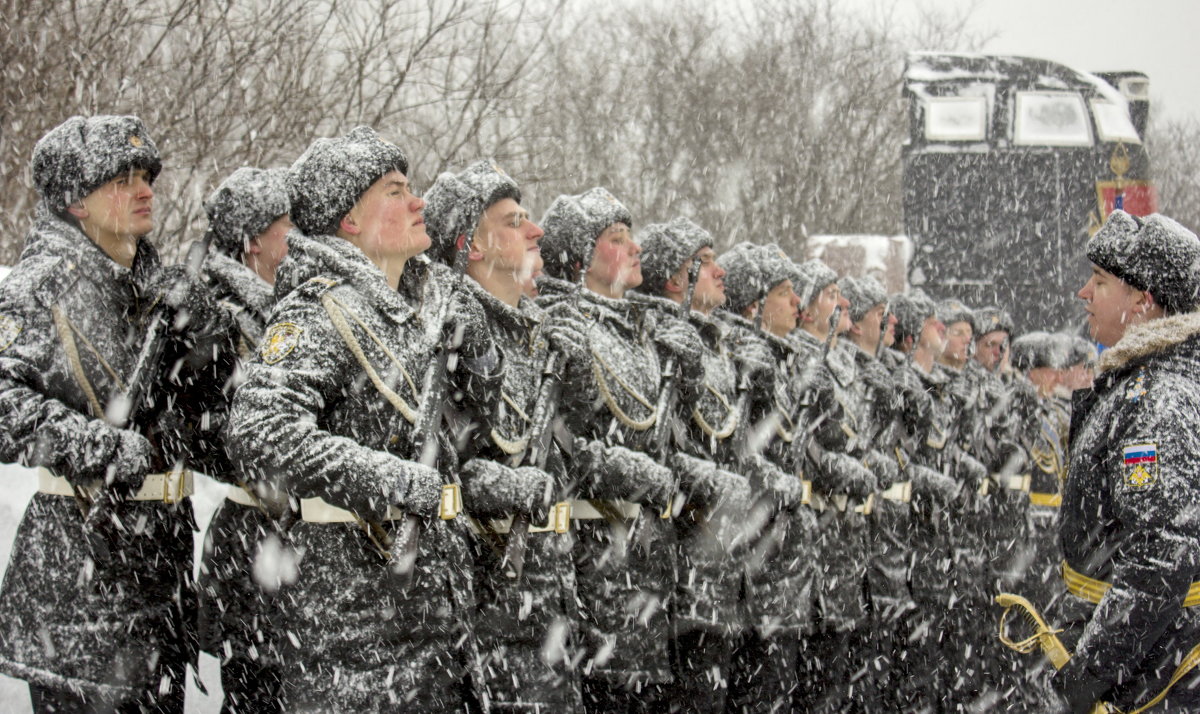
924;96;987;141
1091;100;1141;143
1014;92;1092;146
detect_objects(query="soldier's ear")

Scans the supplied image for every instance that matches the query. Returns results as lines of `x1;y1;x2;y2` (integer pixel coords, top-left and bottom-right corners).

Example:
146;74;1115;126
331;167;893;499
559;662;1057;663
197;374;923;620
466;234;486;262
66;201;89;220
339;212;361;237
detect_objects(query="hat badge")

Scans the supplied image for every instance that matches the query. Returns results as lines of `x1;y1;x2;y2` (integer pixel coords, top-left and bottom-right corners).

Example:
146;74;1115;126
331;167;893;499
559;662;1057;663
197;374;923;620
129;134;143;148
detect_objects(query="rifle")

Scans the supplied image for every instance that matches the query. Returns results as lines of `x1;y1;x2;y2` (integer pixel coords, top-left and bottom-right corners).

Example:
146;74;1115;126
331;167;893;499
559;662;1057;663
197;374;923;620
389;237;471;584
500;348;565;580
85;235;213;564
874;301;892;359
649;256;703;518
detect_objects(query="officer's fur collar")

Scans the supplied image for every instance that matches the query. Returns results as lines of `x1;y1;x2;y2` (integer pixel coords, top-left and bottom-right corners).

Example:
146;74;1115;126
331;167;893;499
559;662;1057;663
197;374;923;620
1098;310;1200;373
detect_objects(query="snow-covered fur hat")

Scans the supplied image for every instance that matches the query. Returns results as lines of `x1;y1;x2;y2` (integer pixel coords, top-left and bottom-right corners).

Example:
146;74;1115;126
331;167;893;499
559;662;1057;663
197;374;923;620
638;217;713;295
890;289;937;344
539;187;632;280
839;275;887;323
936;298;975;333
973;306;1014;338
288;126;408;237
423;159;521;264
798;258;837;307
719;242;769;315
32;115;162;213
1087;210;1200;315
1064;333;1098;367
1010;331;1067;371
204;167;291;257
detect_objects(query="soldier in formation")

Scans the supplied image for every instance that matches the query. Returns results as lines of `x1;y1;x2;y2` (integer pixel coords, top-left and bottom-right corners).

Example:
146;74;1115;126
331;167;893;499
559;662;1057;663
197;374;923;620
4;116;1192;713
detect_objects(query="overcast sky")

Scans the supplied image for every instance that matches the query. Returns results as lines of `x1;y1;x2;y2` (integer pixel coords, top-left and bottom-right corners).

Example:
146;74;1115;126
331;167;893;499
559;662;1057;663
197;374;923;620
842;0;1200;124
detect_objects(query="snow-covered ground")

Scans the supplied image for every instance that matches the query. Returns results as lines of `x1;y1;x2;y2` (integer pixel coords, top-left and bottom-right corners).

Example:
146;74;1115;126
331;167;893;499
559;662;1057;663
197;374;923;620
0;463;227;712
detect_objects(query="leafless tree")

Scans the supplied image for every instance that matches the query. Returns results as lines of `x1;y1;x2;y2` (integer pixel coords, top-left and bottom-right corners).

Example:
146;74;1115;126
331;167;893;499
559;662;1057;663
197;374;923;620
1150;117;1200;234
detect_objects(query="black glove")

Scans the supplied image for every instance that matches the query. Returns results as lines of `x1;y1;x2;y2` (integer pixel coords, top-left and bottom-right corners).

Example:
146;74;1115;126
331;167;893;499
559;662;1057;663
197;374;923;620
148;264;223;335
907;462;960;505
543;305;592;371
388;460;444;516
815;449;878;499
446;291;499;366
461;458;553;516
734;334;777;382
654;316;704;382
864;448;900;489
754;458;805;509
574;438;673;508
1052;657;1109;714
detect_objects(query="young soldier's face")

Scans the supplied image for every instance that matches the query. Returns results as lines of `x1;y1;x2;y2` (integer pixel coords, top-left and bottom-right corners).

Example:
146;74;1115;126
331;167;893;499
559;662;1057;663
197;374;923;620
249;215;292;285
856;303;894;348
806;283;842;330
917;315;947;353
471;198;543;285
587;222;642;291
674;247;725;313
761;279;800;337
1077;265;1143;347
345;170;429;262
76;168;155;240
942;320;973;363
975;330;1007;371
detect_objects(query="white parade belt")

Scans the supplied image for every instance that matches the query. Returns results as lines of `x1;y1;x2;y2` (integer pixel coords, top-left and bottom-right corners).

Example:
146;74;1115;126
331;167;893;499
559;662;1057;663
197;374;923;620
300;484;463;524
569;499;642;520
814;491;874;516
226;484;290;511
37;466;193;503
469;502;573;535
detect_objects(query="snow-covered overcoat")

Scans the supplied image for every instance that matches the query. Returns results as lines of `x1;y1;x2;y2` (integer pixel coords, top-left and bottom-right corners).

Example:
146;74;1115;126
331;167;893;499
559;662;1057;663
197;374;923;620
1054;312;1200;712
535;276;676;687
629;293;749;638
195;248;288;671
225;233;477;711
845;341;914;620
720;314;819;637
452;278;581;712
794;332;877;632
0;207;197;702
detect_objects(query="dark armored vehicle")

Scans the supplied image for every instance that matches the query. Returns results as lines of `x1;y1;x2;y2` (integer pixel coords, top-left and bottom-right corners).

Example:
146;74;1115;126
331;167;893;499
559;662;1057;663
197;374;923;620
902;52;1154;331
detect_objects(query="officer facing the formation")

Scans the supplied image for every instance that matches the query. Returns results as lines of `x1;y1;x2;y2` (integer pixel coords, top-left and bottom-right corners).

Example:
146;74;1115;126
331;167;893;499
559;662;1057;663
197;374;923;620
194;166;294;713
1052;210;1200;712
0;115;230;711
422;160;583;712
226;127;483;711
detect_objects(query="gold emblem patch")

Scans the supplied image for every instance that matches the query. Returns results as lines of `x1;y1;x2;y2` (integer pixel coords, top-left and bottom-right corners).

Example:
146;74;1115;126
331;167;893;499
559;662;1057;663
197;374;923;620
260;322;301;365
1123;443;1158;489
129;134;143;148
0;314;21;353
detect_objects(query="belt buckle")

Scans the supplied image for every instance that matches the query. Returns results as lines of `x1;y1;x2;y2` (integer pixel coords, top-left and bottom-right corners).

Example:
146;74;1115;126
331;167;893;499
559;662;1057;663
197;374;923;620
855;493;875;516
552;501;571;533
439;484;462;520
800;479;813;506
162;469;188;504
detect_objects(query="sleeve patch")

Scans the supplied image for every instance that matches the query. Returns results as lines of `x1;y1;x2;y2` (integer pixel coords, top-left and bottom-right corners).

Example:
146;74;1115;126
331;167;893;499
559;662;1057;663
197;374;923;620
260;322;302;365
0;314;22;353
1123;442;1158;489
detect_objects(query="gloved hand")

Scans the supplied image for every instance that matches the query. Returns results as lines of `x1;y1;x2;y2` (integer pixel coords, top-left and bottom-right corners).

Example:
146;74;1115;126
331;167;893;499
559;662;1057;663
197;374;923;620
542;304;592;372
816;449;878;499
81;430;155;571
653;316;704;381
104;429;154;491
446;291;499;365
574;438;673;508
864;448;900;489
147;264;223;334
734;335;776;382
907;462;960;505
461;458;553;516
391;461;445;516
1051;657;1110;714
754;459;805;509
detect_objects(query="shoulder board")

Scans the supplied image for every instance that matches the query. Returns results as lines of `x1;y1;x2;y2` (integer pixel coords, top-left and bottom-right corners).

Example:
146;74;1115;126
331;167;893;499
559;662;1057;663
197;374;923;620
31;256;81;308
300;276;339;295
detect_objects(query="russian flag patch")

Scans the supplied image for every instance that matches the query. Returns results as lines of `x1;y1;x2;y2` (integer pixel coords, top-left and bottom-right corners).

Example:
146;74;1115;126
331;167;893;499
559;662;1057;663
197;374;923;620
1123;443;1158;488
